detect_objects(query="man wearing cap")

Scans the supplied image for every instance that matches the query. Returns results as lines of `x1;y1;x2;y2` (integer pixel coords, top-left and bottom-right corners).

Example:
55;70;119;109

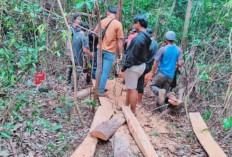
94;6;124;97
147;31;183;110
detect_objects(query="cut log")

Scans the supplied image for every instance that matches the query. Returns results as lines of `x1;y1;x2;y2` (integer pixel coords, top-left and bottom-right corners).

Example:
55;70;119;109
168;99;183;106
90;114;125;141
71;104;114;157
77;87;91;99
122;106;158;157
167;93;183;106
113;125;133;157
189;112;227;157
167;93;178;101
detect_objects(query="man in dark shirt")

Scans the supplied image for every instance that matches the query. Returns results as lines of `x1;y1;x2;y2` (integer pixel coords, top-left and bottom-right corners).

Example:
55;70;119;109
137;28;158;103
119;14;151;114
67;22;93;87
66;13;82;84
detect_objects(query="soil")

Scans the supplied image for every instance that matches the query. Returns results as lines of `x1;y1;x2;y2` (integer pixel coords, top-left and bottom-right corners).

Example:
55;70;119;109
0;76;230;157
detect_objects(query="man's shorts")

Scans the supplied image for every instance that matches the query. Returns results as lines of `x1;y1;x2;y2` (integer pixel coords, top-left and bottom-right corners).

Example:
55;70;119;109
124;63;145;89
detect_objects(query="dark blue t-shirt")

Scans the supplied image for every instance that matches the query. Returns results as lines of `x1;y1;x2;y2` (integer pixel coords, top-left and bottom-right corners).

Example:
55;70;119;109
155;45;183;79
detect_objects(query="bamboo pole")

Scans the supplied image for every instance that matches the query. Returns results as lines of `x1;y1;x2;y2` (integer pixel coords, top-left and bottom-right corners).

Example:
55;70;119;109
56;0;84;127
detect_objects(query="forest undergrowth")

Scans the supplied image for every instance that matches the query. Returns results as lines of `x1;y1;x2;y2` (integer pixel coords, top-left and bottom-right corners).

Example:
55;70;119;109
0;0;232;156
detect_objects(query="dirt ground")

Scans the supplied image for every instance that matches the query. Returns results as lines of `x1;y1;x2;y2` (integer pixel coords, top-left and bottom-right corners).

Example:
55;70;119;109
0;76;229;157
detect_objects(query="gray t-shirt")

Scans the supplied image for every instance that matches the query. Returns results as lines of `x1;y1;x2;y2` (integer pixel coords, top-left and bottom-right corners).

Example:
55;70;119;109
72;32;89;66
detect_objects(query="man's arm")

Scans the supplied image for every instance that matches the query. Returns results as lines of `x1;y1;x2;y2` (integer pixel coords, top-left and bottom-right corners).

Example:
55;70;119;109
177;59;182;69
83;47;93;58
151;60;159;76
93;25;99;34
83;36;93;58
117;38;123;60
121;39;141;72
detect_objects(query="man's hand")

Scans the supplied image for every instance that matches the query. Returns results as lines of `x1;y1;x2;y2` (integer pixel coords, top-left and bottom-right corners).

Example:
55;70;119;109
89;53;94;58
145;72;154;82
118;70;125;78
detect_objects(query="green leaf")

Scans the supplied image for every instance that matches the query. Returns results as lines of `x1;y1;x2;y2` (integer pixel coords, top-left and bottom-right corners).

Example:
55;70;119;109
86;2;92;11
200;128;209;133
223;118;231;131
1;132;10;138
85;98;98;107
151;132;159;137
51;124;62;131
75;2;84;9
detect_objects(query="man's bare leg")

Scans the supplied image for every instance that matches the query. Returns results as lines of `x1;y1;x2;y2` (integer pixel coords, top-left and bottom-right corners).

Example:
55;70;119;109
129;89;138;113
125;90;130;106
137;93;143;103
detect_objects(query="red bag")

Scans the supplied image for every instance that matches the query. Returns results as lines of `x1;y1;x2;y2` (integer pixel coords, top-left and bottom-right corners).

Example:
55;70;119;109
34;72;45;85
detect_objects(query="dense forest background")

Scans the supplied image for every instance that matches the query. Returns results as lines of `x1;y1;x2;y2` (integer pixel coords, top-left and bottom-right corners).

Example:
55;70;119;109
0;0;232;156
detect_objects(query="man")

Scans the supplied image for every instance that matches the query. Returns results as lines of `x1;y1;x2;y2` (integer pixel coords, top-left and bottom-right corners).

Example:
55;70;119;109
137;28;158;103
67;22;93;88
94;6;124;97
147;31;183;110
66;13;82;84
119;14;151;114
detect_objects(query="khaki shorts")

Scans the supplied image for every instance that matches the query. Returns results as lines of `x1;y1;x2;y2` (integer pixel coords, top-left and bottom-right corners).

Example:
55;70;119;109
124;63;146;89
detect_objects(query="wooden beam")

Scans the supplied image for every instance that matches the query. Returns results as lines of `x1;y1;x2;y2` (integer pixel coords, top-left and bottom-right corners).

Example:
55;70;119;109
122;106;158;157
71;101;114;157
90;114;125;141
112;125;133;157
189;112;227;157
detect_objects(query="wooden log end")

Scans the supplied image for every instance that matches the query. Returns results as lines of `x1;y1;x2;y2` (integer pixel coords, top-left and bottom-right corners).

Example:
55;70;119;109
90;131;107;141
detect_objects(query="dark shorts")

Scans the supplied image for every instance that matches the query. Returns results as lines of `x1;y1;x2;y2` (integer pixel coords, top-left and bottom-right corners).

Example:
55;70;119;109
150;71;173;94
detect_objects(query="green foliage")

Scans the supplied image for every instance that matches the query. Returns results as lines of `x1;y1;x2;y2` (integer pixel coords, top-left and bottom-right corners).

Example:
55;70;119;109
222;117;232;131
151;132;159;137
202;109;212;122
85;98;98;107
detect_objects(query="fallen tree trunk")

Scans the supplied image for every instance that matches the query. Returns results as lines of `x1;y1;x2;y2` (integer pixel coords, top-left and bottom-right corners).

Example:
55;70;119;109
70;100;114;157
90;114;125;141
122;106;158;157
76;87;91;99
112;125;133;157
189;112;226;157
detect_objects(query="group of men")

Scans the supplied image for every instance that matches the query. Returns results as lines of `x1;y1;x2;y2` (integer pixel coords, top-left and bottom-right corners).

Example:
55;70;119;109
66;6;183;114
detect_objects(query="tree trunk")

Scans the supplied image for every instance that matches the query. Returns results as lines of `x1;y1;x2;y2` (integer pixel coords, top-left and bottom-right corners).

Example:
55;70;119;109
116;0;123;21
84;0;93;29
154;0;165;39
90;114;125;141
170;0;177;15
112;126;133;157
181;0;193;53
131;0;134;18
77;87;92;99
94;0;103;101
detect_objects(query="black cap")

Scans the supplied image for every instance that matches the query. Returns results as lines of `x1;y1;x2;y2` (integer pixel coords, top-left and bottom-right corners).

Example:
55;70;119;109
108;6;117;14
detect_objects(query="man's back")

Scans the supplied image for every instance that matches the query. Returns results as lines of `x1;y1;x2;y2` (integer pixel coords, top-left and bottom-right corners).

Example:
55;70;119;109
72;32;89;66
100;17;124;53
156;45;182;79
